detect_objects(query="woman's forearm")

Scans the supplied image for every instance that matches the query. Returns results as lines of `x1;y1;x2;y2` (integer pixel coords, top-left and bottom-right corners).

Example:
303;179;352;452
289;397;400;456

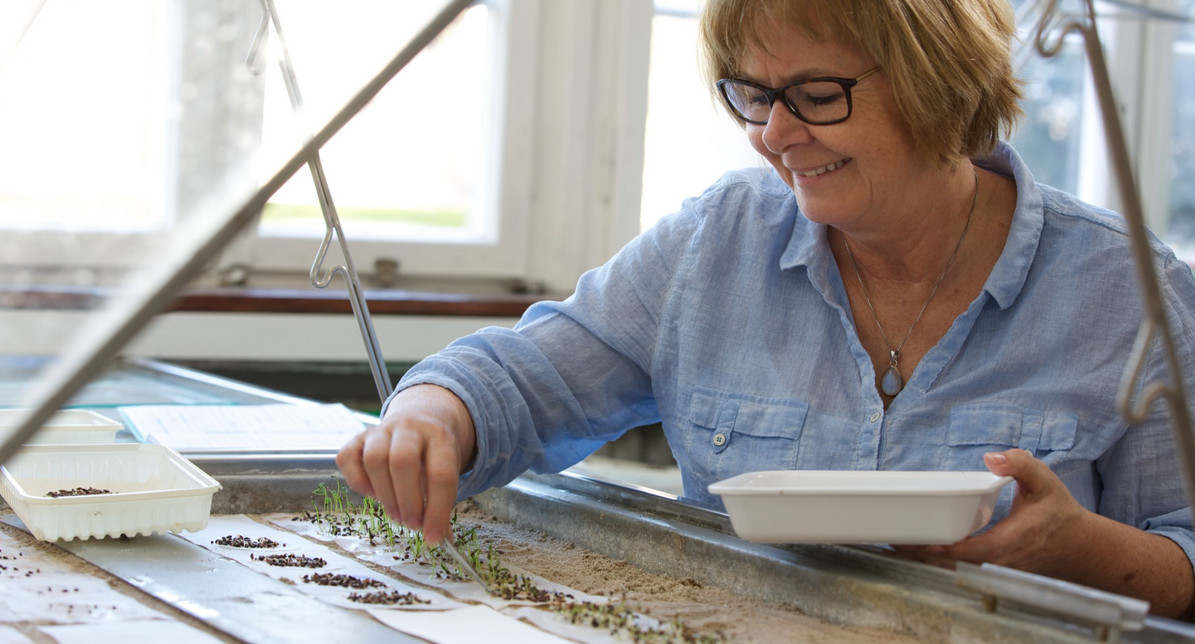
1055;512;1194;620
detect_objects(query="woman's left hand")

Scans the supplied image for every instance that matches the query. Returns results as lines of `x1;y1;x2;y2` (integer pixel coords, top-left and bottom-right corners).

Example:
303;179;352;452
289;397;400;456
893;449;1092;577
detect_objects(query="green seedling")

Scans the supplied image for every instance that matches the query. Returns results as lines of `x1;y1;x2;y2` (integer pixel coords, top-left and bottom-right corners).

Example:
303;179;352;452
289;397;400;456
296;479;724;642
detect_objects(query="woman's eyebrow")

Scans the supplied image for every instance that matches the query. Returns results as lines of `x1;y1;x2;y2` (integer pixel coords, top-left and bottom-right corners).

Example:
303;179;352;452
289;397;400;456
735;67;845;84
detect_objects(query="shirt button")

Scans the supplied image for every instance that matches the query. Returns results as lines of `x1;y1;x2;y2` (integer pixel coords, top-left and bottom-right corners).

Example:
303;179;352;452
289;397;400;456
869;411;881;423
712;433;727;446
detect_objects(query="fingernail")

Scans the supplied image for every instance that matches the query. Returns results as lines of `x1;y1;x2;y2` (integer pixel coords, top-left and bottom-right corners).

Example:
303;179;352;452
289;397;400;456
986;452;1007;465
925;545;945;556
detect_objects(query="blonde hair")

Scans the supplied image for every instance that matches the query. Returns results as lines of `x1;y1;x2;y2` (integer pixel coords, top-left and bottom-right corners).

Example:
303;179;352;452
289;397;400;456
699;0;1023;165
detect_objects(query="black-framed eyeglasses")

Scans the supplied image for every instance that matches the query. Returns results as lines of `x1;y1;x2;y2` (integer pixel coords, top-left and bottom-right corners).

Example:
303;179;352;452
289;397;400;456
716;66;881;126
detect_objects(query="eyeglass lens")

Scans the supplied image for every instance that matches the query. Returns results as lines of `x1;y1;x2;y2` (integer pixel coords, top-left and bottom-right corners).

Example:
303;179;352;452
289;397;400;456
721;80;851;125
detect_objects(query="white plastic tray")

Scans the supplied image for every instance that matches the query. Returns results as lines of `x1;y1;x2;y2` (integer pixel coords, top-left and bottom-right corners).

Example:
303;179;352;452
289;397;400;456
708;470;1012;545
0;444;221;541
0;409;123;445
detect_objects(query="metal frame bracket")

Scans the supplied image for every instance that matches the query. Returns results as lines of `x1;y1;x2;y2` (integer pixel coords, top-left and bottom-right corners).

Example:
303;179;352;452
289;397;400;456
956;562;1149;642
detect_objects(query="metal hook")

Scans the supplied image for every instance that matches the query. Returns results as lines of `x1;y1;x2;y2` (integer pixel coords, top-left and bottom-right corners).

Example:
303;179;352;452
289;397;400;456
1029;0;1195;520
245;11;269;75
309;227;345;289
252;0;393;403
1031;0;1089;60
1115;321;1172;424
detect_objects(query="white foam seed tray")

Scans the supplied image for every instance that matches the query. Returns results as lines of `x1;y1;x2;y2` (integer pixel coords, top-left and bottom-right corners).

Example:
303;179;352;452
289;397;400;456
708;470;1012;545
0;444;221;541
0;409;123;445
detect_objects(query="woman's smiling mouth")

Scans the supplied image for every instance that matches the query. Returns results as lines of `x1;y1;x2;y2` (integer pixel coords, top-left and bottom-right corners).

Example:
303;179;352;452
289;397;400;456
794;158;850;178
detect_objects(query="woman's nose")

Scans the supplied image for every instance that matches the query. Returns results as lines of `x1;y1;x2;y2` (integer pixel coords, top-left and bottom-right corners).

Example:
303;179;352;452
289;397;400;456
760;101;813;154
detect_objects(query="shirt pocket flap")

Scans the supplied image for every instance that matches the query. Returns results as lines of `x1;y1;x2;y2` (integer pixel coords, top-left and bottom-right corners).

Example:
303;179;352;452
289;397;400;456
948;404;1078;453
947;403;1025;448
689;388;808;439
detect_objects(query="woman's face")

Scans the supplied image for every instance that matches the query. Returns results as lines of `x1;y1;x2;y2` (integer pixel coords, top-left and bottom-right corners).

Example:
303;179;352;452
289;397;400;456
739;24;929;233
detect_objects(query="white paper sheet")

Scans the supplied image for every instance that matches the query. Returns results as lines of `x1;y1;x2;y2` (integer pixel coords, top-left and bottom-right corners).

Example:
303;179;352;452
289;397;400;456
118;403;368;450
180;516;579;642
0;523;204;641
0;625;32;644
177;515;464;611
0;530;166;625
40;620;227;644
368;605;570;644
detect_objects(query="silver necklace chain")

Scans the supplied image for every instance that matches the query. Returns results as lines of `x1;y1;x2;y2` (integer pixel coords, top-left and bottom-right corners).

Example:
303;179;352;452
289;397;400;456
843;169;979;397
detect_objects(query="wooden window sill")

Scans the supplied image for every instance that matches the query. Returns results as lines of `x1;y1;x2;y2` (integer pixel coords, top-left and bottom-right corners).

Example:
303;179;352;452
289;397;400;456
0;285;558;317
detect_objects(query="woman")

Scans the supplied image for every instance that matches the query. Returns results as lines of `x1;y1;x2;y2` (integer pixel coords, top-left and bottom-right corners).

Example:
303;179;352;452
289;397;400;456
338;0;1195;618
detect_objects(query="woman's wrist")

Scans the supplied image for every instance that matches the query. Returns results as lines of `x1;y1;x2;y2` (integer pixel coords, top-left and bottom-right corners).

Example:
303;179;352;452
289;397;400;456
401;383;477;473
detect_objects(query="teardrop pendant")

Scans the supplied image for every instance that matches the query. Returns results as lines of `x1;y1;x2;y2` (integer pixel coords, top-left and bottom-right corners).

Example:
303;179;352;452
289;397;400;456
881;364;903;396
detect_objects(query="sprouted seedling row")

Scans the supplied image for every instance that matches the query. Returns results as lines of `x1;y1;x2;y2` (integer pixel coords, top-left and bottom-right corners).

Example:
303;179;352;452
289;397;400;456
295;480;724;643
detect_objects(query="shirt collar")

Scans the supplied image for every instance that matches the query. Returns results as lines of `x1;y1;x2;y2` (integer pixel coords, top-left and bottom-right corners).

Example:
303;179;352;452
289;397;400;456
777;141;1044;311
973;141;1043;310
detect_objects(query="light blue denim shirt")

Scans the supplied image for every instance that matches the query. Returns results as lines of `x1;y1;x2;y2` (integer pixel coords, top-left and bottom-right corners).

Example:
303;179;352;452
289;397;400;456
393;142;1195;568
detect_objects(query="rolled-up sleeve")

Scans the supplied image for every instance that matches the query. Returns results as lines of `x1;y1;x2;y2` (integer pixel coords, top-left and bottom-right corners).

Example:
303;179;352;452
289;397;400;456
1098;249;1195;574
382;204;703;500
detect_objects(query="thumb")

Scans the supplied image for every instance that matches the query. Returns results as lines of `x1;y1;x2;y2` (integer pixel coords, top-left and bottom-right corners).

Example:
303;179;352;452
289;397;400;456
984;448;1043;495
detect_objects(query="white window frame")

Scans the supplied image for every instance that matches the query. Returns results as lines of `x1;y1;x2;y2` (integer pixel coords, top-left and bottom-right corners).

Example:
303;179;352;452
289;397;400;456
1;0;652;294
4;0;1190;293
1054;1;1186;238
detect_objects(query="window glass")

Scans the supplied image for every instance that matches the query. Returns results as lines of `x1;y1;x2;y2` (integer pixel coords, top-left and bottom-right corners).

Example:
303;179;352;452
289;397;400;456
258;2;492;242
0;0;474;450
0;0;496;264
1167;0;1195;241
1006;3;1087;197
640;1;759;232
0;2;170;232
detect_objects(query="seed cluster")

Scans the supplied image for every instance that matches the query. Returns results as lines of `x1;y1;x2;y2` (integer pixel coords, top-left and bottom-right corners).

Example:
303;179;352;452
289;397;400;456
302;572;388;589
0;547;38;577
250;553;326;568
46;487;111;498
347;590;430;606
212;535;284;549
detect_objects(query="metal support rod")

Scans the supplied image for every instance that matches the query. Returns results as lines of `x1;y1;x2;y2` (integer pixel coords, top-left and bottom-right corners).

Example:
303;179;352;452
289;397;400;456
307;154;393;404
251;0;393;404
1030;0;1195;523
0;0;475;465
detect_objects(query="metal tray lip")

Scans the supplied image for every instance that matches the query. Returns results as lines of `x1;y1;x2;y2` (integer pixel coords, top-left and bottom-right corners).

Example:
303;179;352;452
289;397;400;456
708;470;1013;497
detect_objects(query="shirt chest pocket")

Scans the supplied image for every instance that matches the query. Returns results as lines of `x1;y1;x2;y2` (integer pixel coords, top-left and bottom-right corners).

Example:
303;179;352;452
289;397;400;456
685;387;809;482
944;403;1077;470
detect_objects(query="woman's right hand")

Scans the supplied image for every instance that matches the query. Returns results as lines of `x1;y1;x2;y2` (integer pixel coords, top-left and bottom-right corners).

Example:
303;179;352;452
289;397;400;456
336;384;476;545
